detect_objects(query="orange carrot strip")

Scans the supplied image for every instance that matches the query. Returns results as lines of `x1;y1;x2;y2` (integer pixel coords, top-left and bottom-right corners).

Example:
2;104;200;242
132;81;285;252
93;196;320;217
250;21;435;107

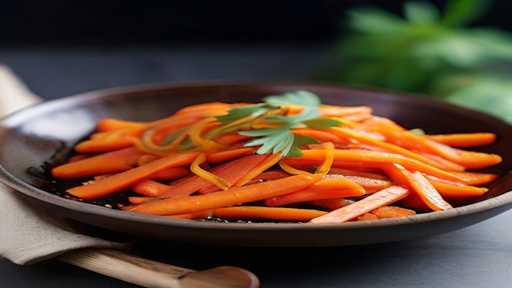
254;170;289;181
375;124;501;169
158;154;268;197
329;127;464;171
75;128;143;153
316;142;335;176
325;174;391;193
67;151;199;200
128;174;319;215
356;213;379;221
328;168;387;180
384;164;452;211
418;153;465;172
128;196;153;204
427;133;496;147
236;154;282;186
211;206;327;222
293;128;343;143
430;181;488;198
309;199;352;211
190;153;230;191
68;155;89;163
286;149;464;183
151;167;189;181
52;147;145;179
137;155;159;166
409;171;453;211
96;118;147;132
133;179;173;197
207;147;257;163
371;206;416;218
168;210;213;220
176;102;232;114
342;113;374;122
447;171;498;186
320;105;373;117
311;186;409;224
265;178;365;207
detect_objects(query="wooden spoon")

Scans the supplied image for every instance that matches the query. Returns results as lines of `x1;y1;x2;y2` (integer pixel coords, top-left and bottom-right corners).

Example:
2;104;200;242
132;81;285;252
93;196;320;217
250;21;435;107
59;249;260;288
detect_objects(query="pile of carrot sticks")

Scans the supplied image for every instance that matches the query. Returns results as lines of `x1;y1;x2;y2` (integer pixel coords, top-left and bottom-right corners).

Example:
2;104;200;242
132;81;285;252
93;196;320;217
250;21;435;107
51;92;501;224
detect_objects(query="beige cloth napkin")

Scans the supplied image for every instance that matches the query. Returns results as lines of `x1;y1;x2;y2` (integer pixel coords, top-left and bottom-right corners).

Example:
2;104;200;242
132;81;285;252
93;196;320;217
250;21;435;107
0;65;122;265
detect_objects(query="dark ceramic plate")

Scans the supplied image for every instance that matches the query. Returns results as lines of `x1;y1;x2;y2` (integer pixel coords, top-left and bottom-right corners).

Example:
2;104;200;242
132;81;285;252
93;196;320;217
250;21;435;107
0;83;511;247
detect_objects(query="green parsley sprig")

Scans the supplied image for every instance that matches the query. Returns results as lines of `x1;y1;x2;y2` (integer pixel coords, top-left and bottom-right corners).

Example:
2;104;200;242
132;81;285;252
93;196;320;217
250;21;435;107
215;91;343;157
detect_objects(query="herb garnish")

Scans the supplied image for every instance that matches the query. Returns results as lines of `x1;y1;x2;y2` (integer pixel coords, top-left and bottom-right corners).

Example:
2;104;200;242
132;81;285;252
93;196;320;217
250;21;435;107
216;91;342;157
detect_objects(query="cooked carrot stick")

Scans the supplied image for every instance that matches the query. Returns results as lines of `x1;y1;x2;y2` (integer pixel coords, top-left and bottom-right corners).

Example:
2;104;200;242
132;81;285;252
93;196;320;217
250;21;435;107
409;171;452;211
96;118;147;132
384;164;452;211
207;147;257;163
137;154;159;166
427;133;496;147
236;154;282;186
286;149;464;183
155;154;268;197
371;206;416;218
376;125;501;169
75;128;144;153
430;181;488;198
151;167;189;181
254;170;289;181
356;213;379;221
128;196;152;204
447;171;498;186
328;168;387;180
417;153;465;172
310;199;352;211
190;153;230;191
310;186;409;224
68;155;89;163
168;210;213;220
325;174;391;193
133;179;173;197
128;174;319;215
320;105;373;117
210;206;327;221
52;147;145;179
329;127;464;171
67;151;198;200
175;102;232;114
265;178;365;206
342;113;374;122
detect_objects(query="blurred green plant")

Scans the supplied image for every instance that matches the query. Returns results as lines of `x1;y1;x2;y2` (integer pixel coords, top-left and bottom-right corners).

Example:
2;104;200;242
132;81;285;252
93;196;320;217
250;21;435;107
332;0;512;122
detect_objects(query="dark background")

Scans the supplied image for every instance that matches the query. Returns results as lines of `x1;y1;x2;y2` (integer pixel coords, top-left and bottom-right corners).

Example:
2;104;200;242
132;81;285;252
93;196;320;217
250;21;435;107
1;0;511;46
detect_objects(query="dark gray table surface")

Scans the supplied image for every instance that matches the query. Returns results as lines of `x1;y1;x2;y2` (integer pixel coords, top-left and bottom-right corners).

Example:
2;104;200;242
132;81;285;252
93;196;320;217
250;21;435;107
1;46;512;288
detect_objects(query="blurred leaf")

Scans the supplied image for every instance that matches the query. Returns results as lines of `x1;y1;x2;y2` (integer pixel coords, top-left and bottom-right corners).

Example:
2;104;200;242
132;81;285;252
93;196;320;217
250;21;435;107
434;74;512;122
330;0;512;123
405;2;440;24
349;9;406;34
442;0;490;26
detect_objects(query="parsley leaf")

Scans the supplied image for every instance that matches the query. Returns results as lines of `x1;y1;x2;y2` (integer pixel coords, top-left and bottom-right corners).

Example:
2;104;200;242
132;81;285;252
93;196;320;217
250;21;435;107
216;104;268;124
409;128;426;136
303;117;343;129
214;90;340;157
287;135;320;157
264;91;321;107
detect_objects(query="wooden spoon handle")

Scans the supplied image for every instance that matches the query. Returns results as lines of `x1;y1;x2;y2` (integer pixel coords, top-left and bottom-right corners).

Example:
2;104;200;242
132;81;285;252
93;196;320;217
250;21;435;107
59;249;259;288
